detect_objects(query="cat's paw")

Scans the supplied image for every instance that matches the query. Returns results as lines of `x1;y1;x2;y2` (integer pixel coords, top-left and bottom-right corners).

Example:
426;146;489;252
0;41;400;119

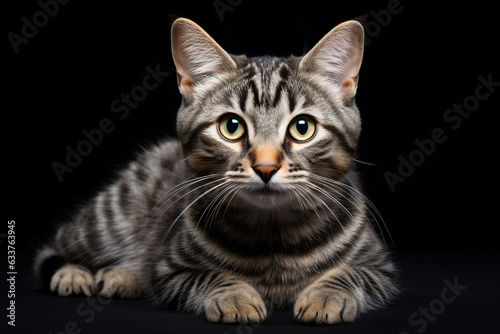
50;264;94;297
205;283;267;324
95;267;141;299
294;287;357;324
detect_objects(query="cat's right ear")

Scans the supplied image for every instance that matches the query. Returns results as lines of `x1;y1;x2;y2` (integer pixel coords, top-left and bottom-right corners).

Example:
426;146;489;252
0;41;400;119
171;18;236;101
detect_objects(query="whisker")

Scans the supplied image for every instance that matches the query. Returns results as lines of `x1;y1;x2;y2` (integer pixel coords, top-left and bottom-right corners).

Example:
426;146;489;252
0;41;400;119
220;183;245;220
141;174;218;229
299;183;345;233
295;184;330;234
286;186;308;216
149;176;221;230
304;180;355;221
343;175;395;250
308;174;395;251
351;158;377;166
194;182;238;238
212;184;240;222
155;180;229;255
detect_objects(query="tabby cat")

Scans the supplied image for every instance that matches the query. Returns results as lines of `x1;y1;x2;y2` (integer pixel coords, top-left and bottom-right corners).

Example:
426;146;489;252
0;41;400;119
36;18;398;325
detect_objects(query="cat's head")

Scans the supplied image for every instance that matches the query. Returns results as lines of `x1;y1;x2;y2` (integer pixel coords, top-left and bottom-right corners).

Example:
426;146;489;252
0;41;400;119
171;18;364;208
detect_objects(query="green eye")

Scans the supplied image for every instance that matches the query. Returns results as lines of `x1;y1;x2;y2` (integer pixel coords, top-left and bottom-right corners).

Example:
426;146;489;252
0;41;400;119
219;114;246;141
288;116;316;142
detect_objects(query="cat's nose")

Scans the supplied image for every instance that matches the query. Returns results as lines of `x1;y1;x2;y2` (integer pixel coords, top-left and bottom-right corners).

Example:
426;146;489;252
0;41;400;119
252;164;280;184
250;143;281;183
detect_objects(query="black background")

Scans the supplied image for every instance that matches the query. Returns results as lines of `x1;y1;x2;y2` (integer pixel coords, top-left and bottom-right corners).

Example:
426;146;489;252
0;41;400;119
4;1;499;333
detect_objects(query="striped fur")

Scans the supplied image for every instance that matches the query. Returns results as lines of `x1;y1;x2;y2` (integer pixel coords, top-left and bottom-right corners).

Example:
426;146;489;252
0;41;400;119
36;18;398;325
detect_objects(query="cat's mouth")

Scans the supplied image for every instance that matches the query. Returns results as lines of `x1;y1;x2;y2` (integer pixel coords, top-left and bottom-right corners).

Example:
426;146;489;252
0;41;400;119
236;184;293;209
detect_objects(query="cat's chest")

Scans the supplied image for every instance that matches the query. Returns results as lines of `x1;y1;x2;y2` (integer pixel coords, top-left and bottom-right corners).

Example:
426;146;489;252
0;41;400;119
241;252;321;285
250;256;316;307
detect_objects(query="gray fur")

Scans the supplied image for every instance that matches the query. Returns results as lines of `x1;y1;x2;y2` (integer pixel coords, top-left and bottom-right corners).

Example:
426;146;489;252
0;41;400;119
36;18;398;324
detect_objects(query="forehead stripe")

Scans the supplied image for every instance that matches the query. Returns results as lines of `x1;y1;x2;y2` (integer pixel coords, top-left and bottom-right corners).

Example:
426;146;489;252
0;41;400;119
238;86;248;112
249;80;260;107
272;81;286;108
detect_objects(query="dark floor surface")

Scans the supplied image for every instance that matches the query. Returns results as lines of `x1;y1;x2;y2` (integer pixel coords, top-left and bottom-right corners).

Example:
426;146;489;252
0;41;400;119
4;251;498;334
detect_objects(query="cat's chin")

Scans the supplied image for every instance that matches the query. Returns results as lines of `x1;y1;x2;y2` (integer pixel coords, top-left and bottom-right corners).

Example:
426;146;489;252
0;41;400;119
236;185;294;209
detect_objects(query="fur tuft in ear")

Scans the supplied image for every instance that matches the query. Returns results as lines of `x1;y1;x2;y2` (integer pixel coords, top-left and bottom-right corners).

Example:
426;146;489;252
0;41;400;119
171;18;236;100
299;20;364;103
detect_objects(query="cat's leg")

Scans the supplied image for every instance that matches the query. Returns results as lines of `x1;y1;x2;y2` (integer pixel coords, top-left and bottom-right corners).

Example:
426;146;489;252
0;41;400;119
153;262;267;324
35;189;147;297
35;220;143;298
35;244;95;296
293;264;359;324
36;245;144;298
293;263;397;324
37;249;142;298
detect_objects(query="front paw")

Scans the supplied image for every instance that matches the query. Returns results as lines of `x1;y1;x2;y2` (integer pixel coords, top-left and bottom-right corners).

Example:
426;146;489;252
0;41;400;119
205;283;267;324
95;267;140;299
50;264;94;297
294;287;357;325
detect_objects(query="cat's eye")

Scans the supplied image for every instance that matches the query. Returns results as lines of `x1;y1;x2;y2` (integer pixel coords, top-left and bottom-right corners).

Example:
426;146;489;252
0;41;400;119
218;114;246;141
288;116;316;142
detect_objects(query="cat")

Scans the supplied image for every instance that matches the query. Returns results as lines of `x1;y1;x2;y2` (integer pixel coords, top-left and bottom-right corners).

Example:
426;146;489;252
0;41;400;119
35;17;399;325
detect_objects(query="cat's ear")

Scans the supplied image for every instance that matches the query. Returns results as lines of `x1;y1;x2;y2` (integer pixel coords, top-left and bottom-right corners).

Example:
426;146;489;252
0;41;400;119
171;18;236;100
299;20;364;103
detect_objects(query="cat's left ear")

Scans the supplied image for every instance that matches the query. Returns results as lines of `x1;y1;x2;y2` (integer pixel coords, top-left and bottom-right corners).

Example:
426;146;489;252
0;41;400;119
299;20;364;103
171;18;237;101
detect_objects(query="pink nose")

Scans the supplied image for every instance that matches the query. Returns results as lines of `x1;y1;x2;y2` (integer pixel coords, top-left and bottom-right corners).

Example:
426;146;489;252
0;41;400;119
252;164;279;183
